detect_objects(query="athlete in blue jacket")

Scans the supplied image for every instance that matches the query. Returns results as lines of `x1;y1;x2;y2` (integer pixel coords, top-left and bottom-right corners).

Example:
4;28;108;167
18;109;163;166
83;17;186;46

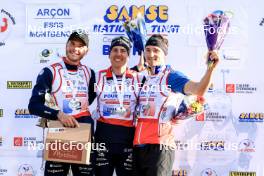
28;30;96;176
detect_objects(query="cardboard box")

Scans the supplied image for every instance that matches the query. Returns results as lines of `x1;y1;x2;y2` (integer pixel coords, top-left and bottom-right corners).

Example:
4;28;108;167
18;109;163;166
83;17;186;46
44;121;91;165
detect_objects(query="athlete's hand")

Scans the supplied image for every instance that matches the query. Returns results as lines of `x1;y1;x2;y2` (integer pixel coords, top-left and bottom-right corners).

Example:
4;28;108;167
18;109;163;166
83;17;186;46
207;50;219;70
57;111;79;128
137;53;146;72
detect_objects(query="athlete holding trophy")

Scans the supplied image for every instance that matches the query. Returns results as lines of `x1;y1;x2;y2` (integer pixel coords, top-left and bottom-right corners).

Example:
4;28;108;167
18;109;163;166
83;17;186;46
123;11;231;176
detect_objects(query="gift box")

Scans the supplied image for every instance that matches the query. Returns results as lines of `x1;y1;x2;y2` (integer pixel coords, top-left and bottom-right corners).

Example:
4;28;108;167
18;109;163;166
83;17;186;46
44;121;91;164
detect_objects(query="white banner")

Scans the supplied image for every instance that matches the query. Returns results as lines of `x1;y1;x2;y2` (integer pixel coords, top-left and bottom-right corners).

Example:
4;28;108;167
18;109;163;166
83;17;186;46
0;0;263;175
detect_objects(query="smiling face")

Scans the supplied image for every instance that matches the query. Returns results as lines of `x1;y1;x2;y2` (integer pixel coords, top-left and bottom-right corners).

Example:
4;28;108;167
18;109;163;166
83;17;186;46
145;45;165;67
65;38;88;65
109;46;129;69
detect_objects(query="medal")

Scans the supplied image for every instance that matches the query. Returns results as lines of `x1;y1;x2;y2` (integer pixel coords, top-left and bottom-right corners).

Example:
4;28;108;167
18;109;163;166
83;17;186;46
116;106;126;115
144;103;150;110
69;98;81;110
112;72;127;116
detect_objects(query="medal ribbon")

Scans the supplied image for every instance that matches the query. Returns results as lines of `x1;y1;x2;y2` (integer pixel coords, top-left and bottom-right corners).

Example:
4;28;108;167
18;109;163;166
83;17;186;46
112;72;126;109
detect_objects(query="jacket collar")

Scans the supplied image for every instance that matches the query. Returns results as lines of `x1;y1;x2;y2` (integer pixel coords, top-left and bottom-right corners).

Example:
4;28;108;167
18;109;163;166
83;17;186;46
105;66;133;79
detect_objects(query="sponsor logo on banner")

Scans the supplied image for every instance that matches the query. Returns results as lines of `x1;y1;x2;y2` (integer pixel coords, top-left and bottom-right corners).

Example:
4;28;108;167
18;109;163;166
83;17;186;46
259;18;264;26
24;137;42;146
221;50;244;69
226;84;257;94
0;109;3;117
26;4;81;43
39;48;54;63
238;139;255;153
172;169;187;176
15;109;38;118
226;84;235;93
222;50;241;61
0;165;8;175
195;112;226;122
239;113;263;122
0;9;16;47
14;137;42;147
14;137;23;146
200;141;225;151
196;112;205;121
201;168;217;176
221;49;243;64
229;171;256;176
37;48;64;64
7;81;32;89
96;5;180;55
203;112;226;122
18;164;35;176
